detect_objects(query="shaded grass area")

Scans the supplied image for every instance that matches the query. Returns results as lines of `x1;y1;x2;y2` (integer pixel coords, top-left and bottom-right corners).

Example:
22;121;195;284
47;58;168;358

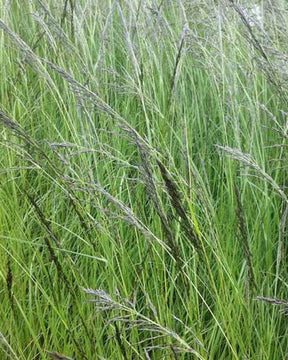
0;0;288;359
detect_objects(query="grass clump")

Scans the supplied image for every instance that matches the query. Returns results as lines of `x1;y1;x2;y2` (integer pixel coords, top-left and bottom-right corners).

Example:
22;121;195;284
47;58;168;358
0;0;288;359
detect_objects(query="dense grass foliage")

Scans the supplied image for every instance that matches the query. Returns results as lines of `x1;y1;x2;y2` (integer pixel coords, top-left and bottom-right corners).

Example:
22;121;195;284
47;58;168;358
0;1;288;359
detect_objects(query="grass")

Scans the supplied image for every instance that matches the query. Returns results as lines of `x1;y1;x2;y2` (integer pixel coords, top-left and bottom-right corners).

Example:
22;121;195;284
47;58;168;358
0;0;288;359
